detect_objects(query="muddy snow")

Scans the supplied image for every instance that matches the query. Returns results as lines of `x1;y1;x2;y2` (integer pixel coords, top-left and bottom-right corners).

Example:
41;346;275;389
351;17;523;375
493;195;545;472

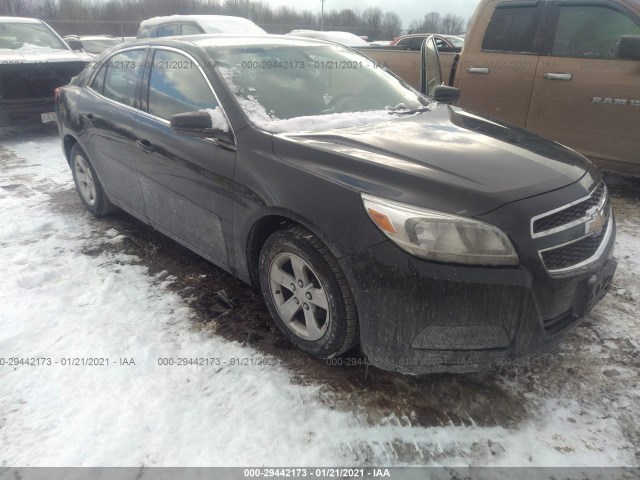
0;130;639;467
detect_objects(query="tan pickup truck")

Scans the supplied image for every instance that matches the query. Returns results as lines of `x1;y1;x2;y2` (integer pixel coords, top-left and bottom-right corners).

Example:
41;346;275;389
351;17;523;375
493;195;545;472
358;0;640;175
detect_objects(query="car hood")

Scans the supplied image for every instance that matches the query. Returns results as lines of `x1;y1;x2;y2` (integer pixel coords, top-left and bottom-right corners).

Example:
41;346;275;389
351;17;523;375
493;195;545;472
272;104;592;217
0;47;92;64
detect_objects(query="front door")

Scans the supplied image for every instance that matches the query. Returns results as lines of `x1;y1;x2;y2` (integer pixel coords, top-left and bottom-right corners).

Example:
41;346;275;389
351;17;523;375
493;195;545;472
133;47;236;266
527;1;640;171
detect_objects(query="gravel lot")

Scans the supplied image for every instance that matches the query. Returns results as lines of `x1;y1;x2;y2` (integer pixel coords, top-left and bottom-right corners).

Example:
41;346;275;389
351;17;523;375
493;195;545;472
1;128;639;467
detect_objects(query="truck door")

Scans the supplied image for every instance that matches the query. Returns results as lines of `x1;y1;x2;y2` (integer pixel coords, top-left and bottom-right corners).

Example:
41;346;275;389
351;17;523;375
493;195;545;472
527;1;640;172
455;0;547;127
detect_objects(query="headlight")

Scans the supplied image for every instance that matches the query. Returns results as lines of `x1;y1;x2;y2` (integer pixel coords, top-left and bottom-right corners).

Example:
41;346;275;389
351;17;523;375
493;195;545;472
362;194;519;266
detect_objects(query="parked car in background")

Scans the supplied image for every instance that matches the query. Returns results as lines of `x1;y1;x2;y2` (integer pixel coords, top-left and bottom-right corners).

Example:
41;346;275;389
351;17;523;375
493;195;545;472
136;15;265;38
391;33;463;52
286;30;370;47
56;34;616;374
64;35;121;57
369;40;392;47
0;16;91;127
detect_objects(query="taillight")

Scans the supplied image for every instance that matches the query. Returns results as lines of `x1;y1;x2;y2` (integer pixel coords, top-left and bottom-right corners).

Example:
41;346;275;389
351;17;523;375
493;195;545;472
55;87;63;99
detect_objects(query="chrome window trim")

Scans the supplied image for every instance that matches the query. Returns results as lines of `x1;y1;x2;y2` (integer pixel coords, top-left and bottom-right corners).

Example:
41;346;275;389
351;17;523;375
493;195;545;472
146;45;237;145
530;182;607;238
86;44;236;146
538;206;613;274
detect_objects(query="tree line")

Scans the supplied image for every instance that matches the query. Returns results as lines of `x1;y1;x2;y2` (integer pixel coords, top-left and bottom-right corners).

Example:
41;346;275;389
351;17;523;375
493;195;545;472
1;0;467;40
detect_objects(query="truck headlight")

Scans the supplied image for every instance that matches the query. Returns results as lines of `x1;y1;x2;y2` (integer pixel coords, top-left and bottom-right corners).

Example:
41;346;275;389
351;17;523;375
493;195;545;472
362;194;519;266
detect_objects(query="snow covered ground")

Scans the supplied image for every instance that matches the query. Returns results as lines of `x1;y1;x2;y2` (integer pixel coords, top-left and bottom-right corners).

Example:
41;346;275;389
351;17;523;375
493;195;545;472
0;131;639;467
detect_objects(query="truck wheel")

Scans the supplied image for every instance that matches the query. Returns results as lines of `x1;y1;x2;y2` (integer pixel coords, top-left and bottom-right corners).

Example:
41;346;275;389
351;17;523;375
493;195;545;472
70;144;118;217
259;226;359;359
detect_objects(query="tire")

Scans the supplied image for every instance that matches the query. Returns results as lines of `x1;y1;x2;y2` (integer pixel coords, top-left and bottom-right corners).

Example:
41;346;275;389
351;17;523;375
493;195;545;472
70;144;118;217
259;226;359;358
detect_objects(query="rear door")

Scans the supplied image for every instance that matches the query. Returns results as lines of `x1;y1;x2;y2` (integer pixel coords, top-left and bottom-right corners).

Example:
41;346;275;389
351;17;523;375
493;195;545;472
455;0;547;126
527;0;640;171
133;47;236;266
79;47;147;218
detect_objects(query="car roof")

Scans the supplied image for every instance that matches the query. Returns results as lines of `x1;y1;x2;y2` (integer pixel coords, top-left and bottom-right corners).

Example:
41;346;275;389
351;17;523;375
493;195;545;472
140;14;257;27
0;16;43;24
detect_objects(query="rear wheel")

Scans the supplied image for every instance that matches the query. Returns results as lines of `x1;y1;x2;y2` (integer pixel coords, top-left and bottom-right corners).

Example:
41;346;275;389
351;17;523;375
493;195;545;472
259;226;359;358
70;144;118;217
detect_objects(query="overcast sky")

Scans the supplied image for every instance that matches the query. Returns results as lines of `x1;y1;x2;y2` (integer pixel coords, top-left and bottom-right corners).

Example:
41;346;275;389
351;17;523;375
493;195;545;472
264;0;481;27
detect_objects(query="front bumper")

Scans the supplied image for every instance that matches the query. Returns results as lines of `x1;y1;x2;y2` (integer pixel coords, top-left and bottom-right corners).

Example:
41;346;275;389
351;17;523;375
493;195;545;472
341;218;617;374
0;97;56;127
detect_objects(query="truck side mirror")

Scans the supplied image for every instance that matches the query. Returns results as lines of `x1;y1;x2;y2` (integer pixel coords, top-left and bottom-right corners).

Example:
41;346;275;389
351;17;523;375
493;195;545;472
419;36;442;97
617;35;640;61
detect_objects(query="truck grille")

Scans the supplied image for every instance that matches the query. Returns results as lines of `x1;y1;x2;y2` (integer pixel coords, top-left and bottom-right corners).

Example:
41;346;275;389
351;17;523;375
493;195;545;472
533;182;606;235
0;61;85;100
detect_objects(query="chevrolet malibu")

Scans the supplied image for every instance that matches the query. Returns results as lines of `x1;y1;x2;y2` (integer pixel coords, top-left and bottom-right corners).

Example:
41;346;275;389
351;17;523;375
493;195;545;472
56;34;617;374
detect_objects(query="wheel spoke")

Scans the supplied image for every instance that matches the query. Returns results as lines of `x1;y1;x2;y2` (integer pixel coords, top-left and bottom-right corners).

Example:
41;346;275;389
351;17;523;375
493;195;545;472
303;307;322;339
290;255;307;285
305;287;328;310
270;264;296;291
278;296;301;323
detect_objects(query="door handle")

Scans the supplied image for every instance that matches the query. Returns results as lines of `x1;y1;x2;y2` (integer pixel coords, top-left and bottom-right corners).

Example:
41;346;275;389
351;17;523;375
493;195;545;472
136;139;155;154
544;72;573;81
468;67;489;74
81;113;94;125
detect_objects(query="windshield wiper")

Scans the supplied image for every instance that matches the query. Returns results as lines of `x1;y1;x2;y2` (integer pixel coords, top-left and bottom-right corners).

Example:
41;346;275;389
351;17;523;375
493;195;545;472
388;107;431;115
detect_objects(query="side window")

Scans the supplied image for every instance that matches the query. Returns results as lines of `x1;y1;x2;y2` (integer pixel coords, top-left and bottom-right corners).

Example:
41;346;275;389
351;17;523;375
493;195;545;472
181;24;202;35
147;49;218;120
410;37;426;50
90;64;106;93
396;38;411;47
159;24;179;37
482;4;541;53
434;37;447;49
137;26;154;38
103;49;145;108
551;5;640;59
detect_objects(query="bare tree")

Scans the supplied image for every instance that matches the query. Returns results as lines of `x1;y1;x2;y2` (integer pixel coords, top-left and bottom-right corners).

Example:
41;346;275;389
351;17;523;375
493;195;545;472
421;11;441;33
381;11;402;40
440;13;465;35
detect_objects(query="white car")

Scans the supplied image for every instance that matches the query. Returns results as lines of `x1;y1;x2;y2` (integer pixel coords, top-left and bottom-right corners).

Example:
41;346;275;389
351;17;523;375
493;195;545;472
137;15;266;38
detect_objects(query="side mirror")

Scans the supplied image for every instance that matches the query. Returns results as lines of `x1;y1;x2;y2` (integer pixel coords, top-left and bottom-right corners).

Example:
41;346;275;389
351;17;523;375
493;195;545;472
617;35;640;61
419;36;442;97
66;39;83;51
170;110;233;144
433;85;460;104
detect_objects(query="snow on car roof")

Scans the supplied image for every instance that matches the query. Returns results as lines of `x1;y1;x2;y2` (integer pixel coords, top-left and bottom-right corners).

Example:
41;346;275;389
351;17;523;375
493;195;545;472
0;17;43;24
190;34;333;48
140;14;257;27
286;30;369;47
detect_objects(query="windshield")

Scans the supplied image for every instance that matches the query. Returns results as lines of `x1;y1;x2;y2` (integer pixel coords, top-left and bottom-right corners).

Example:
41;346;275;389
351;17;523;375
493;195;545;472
206;44;428;132
0;22;67;51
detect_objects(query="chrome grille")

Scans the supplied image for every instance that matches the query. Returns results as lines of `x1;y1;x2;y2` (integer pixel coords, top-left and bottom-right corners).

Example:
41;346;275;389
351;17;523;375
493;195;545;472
541;215;610;271
533;182;606;235
533;181;612;273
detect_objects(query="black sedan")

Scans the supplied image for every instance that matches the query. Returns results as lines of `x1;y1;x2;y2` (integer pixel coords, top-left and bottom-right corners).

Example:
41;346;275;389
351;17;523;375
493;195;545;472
56;34;616;374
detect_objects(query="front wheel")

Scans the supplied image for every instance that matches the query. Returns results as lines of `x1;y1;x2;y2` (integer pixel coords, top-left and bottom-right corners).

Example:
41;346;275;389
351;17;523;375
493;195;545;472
259;226;359;358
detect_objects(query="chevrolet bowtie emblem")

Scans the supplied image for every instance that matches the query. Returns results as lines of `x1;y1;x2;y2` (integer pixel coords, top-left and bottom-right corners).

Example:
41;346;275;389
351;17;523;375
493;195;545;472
585;207;607;237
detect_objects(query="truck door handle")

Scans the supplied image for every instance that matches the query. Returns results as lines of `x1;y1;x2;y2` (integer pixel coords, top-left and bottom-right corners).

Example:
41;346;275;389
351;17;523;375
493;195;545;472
468;67;489;74
136;139;155;154
544;72;573;81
